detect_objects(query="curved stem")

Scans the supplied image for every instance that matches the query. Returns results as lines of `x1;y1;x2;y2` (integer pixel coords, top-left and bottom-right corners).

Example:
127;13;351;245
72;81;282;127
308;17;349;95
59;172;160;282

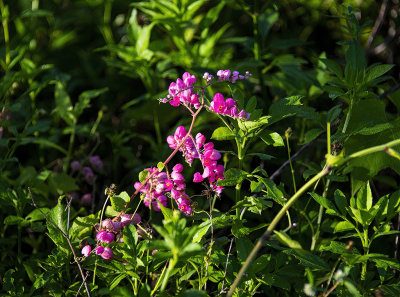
227;167;331;296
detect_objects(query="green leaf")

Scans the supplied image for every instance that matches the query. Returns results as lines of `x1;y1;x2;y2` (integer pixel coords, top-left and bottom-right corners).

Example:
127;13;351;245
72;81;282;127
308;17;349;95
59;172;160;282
245;96;257;113
158;201;173;221
334;189;348;216
157;162;165;172
50;172;79;194
356;181;372;210
4;215;25;225
138;169;150;183
365;64;394;84
343;280;362;297
260;178;285;206
268;95;303;124
320;58;343;79
211;127;235;141
123;224;138;248
303;128;323;144
236;237;254;262
258;10;278;44
111;196;126;212
274;231;302;249
192;221;210;243
74;88;108;118
178;289;210;297
309;192;338;213
334;221;355;233
247;153;274;160
283;249;330;271
217;168;247;186
110;274;127;291
258;130;284;147
54;82;75;125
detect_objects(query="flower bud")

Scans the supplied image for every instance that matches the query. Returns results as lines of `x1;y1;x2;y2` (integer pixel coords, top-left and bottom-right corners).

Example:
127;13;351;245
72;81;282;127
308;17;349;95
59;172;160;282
100;247;114;260
81;245;91;257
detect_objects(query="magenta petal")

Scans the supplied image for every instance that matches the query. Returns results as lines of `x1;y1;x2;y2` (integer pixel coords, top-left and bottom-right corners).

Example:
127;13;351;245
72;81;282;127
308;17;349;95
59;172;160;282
81;245;91;257
193;172;204;183
94;246;104;255
101;247;114;260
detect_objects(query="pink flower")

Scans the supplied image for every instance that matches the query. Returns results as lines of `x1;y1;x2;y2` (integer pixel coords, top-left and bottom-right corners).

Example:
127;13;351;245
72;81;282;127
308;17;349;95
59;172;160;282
104;232;115;244
82;166;94;183
70;160;81;171
172;163;183;173
94;246;104;255
193;172;204;183
81;245;91;257
120;213;141;226
81;193;92;206
89;155;103;171
96;230;108;242
100;247;114;260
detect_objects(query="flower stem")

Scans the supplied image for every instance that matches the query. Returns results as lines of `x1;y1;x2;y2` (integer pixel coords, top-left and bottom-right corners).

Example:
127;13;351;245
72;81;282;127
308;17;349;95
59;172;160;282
227;167;331;296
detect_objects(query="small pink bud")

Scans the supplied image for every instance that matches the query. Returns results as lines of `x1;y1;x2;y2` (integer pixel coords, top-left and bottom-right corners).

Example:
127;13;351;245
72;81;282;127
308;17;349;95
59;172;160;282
94;246;104;255
96;230;108;242
81;245;91;257
81;193;92;206
71;160;82;171
112;221;122;232
100;247;114;259
101;219;113;230
104;232;115;244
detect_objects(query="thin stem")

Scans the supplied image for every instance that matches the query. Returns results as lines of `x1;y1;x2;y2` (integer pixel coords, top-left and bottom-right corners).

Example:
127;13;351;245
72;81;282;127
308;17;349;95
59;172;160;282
0;0;10;70
311;175;331;251
30;190;91;297
342;97;354;134
227;167;331;296
286;133;297;193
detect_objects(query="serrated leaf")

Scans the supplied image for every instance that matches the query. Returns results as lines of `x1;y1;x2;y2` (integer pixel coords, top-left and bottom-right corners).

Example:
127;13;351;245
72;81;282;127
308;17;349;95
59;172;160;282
334;189;348;216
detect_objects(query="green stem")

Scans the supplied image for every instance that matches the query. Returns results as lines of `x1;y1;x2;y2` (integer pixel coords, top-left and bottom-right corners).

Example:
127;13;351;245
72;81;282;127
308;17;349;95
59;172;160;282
342;97;354;134
286;135;297;193
227;167;331;296
0;0;10;70
311;175;331;251
361;228;369;281
161;257;177;291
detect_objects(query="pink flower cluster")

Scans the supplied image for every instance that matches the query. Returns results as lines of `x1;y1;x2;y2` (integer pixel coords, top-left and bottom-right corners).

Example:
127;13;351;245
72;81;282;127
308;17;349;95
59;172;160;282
168;126;225;195
160;72;200;109
81;213;142;260
167;126;198;164
216;69;251;83
191;138;225;195
134;164;194;215
209;93;250;120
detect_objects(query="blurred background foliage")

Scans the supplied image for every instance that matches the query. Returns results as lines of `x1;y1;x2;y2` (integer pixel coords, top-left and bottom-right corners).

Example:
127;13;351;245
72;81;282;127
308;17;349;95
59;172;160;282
1;0;400;295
